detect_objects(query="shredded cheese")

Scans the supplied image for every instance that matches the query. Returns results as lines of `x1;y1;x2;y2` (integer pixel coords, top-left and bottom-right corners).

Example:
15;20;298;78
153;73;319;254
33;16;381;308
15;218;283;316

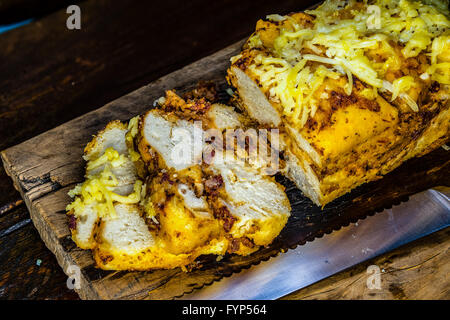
126;116;142;162
86;147;128;171
67;147;142;219
427;62;450;84
391;76;417;101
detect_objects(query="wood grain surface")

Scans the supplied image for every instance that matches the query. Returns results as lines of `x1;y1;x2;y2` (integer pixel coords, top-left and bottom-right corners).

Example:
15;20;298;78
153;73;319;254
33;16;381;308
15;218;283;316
2;37;449;299
0;0;448;300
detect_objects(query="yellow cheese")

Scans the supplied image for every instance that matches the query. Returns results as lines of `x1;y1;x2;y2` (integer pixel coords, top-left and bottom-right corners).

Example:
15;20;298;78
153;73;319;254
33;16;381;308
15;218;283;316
67;147;142;218
126;116;142;162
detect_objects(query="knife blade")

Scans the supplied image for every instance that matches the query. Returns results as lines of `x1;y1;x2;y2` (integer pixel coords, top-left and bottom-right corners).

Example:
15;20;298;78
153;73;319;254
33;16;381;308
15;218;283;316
183;187;450;300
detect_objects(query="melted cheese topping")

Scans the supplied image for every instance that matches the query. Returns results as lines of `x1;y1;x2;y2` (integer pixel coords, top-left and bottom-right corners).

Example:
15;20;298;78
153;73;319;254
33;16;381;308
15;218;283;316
125;116;142;162
86;147;128;171
243;0;450;127
67;147;142;218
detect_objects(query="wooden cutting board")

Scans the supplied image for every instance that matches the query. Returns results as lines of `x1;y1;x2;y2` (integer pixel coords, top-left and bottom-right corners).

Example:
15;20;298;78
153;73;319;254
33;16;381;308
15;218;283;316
1;39;449;300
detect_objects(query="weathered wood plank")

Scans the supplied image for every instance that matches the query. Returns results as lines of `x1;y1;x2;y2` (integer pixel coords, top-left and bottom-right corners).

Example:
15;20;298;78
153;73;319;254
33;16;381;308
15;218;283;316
282;227;450;300
2;36;449;299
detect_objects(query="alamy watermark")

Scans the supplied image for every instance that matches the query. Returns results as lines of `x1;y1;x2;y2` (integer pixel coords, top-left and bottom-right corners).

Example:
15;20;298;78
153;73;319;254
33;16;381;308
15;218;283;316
66;264;81;290
366;265;382;290
66;5;81;30
366;5;381;30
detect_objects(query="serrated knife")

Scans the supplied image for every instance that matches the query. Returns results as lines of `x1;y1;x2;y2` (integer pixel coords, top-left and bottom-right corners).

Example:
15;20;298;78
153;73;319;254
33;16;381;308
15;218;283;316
183;187;450;300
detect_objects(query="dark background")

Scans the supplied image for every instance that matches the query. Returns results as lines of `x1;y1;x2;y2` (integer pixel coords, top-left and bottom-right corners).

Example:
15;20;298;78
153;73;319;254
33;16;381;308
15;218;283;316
0;0;317;299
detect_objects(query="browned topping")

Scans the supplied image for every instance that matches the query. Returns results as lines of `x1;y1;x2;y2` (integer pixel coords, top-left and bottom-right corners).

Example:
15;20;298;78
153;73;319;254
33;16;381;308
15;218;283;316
145;215;160;231
160;172;174;185
360;97;380;112
162;90;187;111
305;117;318;130
229;238;241;253
403;57;419;69
329;90;359;109
333;1;365;19
214;206;236;233
233;55;252;71
161;90;211;116
183;81;218;102
310;142;324;156
186;98;211;115
430;81;440;93
204;175;223;195
240;237;255;249
68;213;77;230
228;237;255;253
419;106;441;126
305;86;381;132
289;12;315;28
100;254;114;264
